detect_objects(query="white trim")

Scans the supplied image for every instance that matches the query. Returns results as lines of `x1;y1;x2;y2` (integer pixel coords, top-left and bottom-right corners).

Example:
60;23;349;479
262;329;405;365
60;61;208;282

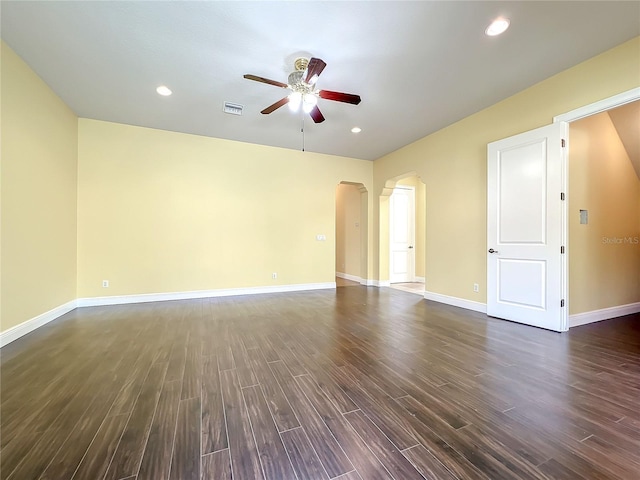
414;276;425;283
336;271;372;287
0;300;77;347
336;272;362;282
423;290;487;314
569;302;640;328
554;88;640;123
559;121;569;332
77;282;336;307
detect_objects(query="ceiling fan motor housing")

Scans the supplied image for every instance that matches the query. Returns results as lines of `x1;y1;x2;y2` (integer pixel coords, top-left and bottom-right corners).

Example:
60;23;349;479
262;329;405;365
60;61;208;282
294;57;309;72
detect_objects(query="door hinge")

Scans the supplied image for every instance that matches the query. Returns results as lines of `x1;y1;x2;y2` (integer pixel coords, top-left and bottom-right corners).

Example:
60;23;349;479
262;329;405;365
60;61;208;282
561;192;565;201
561;246;565;254
561;139;566;147
561;299;565;307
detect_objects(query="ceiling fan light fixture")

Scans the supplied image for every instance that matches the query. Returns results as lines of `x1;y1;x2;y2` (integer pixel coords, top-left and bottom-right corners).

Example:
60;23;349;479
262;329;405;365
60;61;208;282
485;17;510;36
351;127;362;133
288;91;302;111
244;56;360;124
302;93;317;113
288;70;304;86
156;85;172;96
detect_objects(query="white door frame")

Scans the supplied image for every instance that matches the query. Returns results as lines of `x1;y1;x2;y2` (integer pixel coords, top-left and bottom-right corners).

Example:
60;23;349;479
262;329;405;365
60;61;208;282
553;88;640;124
554;87;640;326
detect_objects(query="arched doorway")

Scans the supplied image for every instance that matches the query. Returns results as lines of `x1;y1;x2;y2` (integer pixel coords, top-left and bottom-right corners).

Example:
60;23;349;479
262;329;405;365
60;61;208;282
335;182;368;286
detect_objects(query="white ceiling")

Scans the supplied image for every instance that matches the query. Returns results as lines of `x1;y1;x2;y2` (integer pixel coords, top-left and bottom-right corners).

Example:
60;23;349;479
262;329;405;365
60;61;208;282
2;1;639;161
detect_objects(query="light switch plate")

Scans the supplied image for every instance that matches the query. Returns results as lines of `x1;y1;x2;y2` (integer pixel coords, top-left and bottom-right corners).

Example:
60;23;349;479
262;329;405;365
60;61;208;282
580;209;588;224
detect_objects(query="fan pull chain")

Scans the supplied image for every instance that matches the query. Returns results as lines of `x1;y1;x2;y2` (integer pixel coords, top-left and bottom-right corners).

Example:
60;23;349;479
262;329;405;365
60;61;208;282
301;113;305;152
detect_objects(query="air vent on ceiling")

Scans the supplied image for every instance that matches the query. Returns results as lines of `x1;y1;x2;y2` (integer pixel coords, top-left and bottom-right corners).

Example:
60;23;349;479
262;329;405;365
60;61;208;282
223;102;243;115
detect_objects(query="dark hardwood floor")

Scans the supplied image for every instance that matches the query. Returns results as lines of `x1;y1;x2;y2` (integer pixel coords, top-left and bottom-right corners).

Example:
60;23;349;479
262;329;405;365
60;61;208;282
1;286;639;479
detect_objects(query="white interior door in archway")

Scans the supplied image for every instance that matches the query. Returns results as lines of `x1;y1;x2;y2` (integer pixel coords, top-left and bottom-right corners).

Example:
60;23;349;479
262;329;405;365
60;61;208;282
389;186;415;283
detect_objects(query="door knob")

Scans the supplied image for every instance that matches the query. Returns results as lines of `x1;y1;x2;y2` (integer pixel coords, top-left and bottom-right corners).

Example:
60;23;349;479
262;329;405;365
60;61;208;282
488;248;498;253
408;246;414;249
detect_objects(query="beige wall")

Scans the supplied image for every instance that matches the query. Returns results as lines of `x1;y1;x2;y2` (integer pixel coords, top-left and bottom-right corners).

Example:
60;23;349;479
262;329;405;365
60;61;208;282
569;111;640;314
373;36;640;302
1;42;78;332
335;183;362;277
77;119;372;298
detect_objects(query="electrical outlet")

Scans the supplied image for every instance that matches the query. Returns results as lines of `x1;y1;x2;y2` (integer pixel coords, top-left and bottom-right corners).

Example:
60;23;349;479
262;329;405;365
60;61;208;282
272;272;277;279
102;280;109;288
473;283;479;293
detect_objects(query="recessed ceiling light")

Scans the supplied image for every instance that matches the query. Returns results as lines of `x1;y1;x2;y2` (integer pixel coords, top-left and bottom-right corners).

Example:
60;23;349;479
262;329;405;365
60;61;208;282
351;127;362;133
485;18;510;36
156;85;172;96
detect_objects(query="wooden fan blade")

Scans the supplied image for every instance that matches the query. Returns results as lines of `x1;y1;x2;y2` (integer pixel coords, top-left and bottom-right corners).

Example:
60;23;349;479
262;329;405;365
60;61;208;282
244;74;288;89
319;90;361;105
303;58;327;84
309;105;325;123
261;96;289;114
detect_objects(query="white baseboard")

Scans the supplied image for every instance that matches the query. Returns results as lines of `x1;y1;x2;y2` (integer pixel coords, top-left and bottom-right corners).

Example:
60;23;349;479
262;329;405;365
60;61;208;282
337;274;426;288
569;302;640;328
414;276;425;283
9;290;628;346
77;282;336;307
337;272;386;287
0;300;77;348
336;272;362;283
423;290;487;314
0;283;337;347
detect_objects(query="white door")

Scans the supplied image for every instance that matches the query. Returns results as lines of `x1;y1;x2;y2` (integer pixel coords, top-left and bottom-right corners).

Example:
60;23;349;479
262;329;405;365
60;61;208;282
487;123;567;331
389;186;415;283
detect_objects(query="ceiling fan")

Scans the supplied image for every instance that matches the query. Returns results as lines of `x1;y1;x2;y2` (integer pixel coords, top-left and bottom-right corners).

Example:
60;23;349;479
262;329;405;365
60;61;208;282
244;57;361;123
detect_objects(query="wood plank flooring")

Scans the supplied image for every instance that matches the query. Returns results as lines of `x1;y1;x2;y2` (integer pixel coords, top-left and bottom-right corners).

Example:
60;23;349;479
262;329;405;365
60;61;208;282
1;285;639;479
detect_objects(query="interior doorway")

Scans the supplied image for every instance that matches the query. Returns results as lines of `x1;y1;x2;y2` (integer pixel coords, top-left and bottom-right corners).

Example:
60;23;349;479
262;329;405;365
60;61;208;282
335;182;369;286
389;185;415;283
566;99;640;326
380;174;426;295
486;88;639;330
